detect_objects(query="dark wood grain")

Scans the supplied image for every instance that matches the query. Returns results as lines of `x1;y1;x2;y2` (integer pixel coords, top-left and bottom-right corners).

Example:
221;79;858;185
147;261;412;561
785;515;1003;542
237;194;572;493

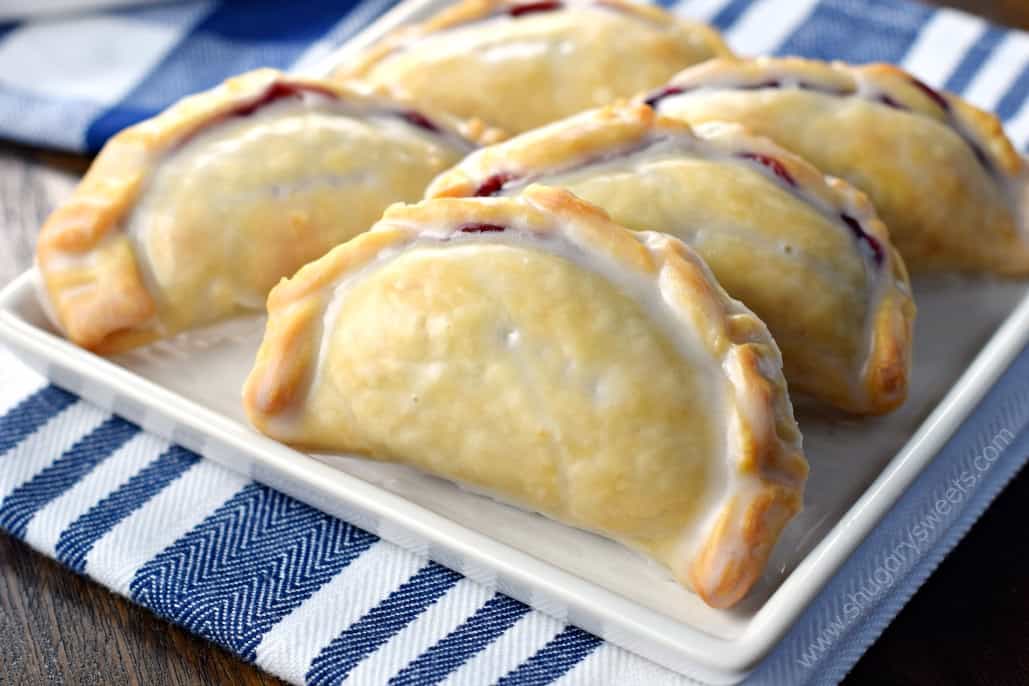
932;0;1029;29
846;464;1029;686
0;534;282;686
0;142;281;685
2;2;1029;684
0;144;76;284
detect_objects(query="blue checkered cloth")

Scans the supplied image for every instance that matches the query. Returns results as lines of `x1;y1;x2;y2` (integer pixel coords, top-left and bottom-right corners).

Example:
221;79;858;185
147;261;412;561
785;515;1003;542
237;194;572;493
1;1;1029;685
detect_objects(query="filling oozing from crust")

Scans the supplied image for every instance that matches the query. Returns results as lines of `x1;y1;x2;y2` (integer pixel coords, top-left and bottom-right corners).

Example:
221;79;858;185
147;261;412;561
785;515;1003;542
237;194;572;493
470;138;886;268
643;74;994;176
735;151;796;187
179;81;454;148
123;88;466;333
506;0;564;17
365;0;619;68
449;132;907;408
458;222;508;233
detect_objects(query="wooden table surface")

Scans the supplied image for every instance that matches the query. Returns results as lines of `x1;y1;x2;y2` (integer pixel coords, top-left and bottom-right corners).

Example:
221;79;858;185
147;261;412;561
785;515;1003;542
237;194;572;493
2;2;1029;684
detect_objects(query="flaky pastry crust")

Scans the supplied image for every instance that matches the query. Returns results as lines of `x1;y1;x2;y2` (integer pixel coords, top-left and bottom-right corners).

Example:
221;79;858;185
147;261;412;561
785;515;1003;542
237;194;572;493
333;0;731;133
641;57;1029;275
37;68;502;353
244;186;808;608
426;103;916;414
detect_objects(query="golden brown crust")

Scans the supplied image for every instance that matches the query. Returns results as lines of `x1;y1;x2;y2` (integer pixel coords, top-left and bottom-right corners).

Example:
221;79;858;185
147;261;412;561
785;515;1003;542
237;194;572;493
426;103;665;197
37;69;500;353
246;229;410;423
657;237;806;607
861;241;916;415
244;186;807;607
857;62;1022;178
333;0;730;133
645;57;1029;275
651;57;1024;180
338;0;730;83
425;103;915;414
688;339;806;607
822;178;916;415
243;299;320;419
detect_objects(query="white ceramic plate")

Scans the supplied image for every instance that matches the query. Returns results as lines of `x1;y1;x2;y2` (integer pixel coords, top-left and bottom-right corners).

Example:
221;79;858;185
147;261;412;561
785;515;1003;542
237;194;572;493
5;271;1028;684
3;3;1029;682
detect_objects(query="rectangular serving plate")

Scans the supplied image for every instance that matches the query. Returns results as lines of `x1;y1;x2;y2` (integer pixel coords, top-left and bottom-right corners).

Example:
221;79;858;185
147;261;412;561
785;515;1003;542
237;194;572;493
5;272;1029;685
4;3;1029;681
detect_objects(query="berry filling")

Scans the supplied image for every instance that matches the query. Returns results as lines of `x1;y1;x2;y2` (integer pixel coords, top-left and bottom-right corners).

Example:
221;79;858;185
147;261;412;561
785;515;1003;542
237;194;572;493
397;109;441;133
908;76;950;112
459;223;507;233
643;85;685;109
736;152;796;187
508;0;563;17
645;75;992;175
474;172;519;196
466;143;882;269
736;152;882;266
840;213;884;266
191;81;449;146
876;93;907;111
232;82;338;118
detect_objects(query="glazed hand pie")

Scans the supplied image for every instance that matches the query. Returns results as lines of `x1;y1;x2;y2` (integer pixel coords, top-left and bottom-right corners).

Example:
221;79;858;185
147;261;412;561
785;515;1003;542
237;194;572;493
427;105;915;414
641;57;1029;275
36;69;500;353
333;0;730;134
243;186;808;608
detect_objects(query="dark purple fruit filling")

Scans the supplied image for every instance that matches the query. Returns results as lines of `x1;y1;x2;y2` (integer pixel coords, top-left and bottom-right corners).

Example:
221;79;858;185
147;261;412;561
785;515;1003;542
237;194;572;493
228;83;446;139
397;109;441;133
876;93;907;111
892;79;992;173
474;172;519;197
643;85;685;109
645;75;992;175
644;80;845;109
231;82;336;118
741;79;785;91
458;223;507;233
971;143;991;171
840;213;884;266
173;81;337;148
908;76;950;112
737;152;796;187
508;0;563;17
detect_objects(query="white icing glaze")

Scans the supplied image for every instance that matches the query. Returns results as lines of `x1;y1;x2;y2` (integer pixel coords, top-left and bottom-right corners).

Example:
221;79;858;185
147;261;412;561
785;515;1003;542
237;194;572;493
380;1;671;72
489;127;891;407
123;95;464;322
657;70;1018;213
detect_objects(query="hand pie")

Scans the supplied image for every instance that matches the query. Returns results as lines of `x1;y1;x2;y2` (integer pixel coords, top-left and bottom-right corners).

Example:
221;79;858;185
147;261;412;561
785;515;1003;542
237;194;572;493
427;105;915;414
641;57;1029;275
36;69;500;353
333;0;730;134
243;186;808;609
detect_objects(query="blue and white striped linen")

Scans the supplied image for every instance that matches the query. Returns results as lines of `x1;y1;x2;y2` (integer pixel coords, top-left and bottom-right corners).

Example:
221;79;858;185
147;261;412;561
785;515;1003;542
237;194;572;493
2;0;1029;684
0;0;1029;153
0;349;672;686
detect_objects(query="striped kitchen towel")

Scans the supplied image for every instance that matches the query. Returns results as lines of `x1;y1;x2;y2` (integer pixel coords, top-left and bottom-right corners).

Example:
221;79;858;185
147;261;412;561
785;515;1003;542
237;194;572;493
2;1;1029;685
0;0;1028;153
4;334;1029;686
0;347;682;685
